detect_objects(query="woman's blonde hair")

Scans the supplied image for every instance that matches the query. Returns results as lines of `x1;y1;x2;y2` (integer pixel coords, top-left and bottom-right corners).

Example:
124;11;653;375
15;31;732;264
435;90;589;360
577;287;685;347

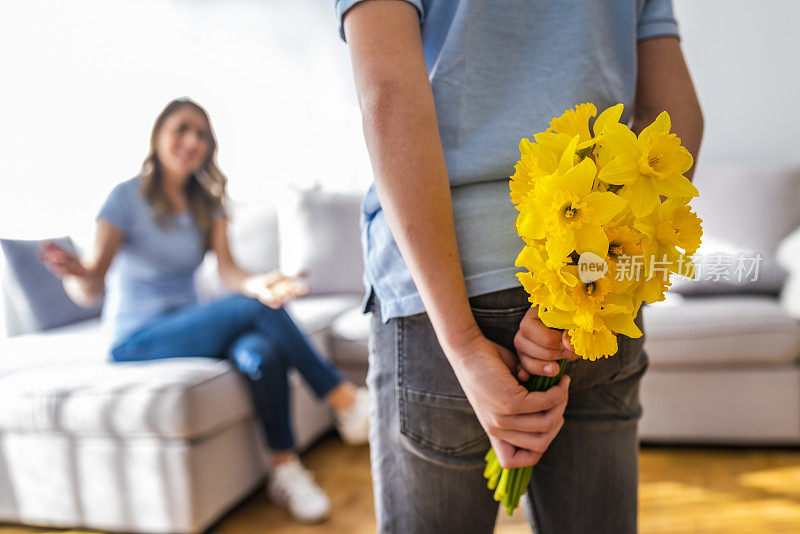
140;98;227;249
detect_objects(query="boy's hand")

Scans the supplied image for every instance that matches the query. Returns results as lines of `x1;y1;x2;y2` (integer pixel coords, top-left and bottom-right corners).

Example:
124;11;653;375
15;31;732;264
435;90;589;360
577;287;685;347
514;306;580;377
447;332;570;469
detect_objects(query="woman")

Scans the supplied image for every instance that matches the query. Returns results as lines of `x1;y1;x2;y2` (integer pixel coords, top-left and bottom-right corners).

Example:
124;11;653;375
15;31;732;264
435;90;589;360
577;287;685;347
39;98;368;524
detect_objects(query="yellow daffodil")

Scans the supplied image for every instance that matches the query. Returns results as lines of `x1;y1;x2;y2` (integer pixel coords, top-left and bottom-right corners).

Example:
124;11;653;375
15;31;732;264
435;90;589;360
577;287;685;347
596;112;697;216
493;102;704;515
604;224;644;290
548;103;597;148
518;155;627;256
635;272;672;307
510;135;563;206
548;103;624;153
563;264;613;314
538;302;635;361
515;244;577;311
508;103;701;363
606;224;643;262
538;303;620;358
634;198;703;278
569;326;619;361
571;295;642;360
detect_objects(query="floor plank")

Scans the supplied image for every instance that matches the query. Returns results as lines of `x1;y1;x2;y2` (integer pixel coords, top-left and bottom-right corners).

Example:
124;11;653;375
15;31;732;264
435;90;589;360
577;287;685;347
2;435;799;533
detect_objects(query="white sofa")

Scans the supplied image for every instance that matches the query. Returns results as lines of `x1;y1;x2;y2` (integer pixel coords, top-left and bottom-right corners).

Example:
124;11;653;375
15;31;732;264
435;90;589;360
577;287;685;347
0;189;369;533
637;167;800;444
2;168;799;532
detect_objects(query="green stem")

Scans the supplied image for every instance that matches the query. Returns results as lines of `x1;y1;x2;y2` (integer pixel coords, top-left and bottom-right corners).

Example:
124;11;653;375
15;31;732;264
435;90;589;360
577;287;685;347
494;467;510;502
503;469;516;510
485;358;568;514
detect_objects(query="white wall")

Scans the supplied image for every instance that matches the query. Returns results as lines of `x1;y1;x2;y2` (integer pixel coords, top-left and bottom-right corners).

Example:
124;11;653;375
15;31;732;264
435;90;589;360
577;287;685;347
0;0;371;242
674;0;800;171
1;0;797;241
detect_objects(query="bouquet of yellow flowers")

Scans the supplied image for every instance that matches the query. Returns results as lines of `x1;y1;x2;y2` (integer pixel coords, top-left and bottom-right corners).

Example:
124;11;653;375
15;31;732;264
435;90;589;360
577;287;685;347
484;103;703;514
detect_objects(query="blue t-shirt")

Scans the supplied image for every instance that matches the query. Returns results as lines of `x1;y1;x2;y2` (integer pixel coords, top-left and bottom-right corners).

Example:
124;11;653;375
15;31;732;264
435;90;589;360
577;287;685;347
336;0;680;322
97;177;206;342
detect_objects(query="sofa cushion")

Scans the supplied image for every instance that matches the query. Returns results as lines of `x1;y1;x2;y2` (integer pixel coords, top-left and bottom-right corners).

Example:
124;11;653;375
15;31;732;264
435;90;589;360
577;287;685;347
277;186;365;295
0;358;252;440
284;294;363;335
0;320;251;438
0;293;361;439
643;295;800;367
328;306;370;366
0;295;360;439
0;237;102;335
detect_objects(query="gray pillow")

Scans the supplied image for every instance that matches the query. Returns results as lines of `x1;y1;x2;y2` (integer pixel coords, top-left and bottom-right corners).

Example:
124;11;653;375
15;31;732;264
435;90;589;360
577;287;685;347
277;186;365;295
671;238;788;296
0;237;102;334
671;254;788;296
669;166;800;297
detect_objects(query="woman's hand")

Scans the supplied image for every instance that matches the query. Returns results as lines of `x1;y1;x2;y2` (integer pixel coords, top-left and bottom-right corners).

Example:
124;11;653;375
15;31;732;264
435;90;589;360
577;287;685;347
514;306;579;377
39;241;89;279
38;237;113;308
447;331;570;470
244;271;309;309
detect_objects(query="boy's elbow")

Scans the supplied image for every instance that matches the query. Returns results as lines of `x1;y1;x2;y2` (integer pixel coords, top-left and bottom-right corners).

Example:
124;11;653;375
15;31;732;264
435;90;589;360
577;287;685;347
358;76;406;119
693;101;705;139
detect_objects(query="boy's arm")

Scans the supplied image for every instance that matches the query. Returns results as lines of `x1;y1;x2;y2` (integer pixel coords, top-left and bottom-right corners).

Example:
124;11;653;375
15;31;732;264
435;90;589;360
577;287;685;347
634;36;704;179
342;0;569;469
343;0;478;356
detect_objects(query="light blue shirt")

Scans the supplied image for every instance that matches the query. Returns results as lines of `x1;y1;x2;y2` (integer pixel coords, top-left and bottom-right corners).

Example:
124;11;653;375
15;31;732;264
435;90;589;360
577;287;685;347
98;177;206;342
337;0;680;322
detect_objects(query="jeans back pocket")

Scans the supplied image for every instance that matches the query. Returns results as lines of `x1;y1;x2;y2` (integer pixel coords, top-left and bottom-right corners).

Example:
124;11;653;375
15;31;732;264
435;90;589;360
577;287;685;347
395;287;533;468
395;314;489;468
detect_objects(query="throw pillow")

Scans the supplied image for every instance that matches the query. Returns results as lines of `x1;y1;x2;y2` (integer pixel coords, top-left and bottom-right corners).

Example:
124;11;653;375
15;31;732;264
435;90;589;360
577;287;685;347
0;237;102;334
277;185;365;295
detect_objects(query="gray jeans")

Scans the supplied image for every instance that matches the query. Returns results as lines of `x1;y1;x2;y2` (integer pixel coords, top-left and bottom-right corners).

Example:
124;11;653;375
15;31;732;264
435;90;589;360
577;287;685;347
367;287;647;534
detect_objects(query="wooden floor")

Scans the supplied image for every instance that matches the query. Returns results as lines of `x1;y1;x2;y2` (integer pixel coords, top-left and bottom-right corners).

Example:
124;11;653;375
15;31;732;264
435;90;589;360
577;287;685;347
2;433;799;534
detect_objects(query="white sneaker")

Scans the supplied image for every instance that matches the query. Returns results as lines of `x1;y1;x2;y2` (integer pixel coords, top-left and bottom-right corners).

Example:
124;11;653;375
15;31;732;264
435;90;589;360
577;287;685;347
267;457;331;523
334;386;370;446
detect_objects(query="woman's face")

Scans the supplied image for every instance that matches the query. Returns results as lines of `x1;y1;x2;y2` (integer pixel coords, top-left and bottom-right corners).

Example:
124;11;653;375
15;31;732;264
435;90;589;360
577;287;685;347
155;106;211;180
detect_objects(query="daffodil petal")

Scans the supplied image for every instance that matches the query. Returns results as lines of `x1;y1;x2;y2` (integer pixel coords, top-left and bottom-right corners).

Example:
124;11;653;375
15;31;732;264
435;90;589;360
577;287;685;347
583;191;627;225
597;155;638;185
679;147;694;174
561;157;597;196
516;209;545;240
515;244;544;269
550;231;577;257
570;327;618;360
599;123;640;161
638;111;671;144
556;135;580;174
593;103;623;136
604;313;643;338
622;179;659;217
533;132;573;163
575;224;609;257
559;269;578;287
538;307;576;330
546;236;573;260
653;174;699;199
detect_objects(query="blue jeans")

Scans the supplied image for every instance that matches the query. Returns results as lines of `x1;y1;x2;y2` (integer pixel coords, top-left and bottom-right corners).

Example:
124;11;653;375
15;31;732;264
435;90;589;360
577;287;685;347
111;294;344;451
368;287;647;533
